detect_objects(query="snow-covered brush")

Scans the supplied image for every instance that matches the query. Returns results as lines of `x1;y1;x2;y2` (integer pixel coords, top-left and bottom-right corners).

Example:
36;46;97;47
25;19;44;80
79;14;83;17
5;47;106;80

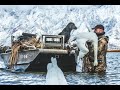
46;57;68;85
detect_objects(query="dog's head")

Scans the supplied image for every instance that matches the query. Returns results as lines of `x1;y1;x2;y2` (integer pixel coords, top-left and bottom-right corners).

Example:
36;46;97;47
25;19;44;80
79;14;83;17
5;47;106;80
67;22;77;31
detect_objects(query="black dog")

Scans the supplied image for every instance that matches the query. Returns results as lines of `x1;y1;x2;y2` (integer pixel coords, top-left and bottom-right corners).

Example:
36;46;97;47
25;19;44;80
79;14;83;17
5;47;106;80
58;22;77;43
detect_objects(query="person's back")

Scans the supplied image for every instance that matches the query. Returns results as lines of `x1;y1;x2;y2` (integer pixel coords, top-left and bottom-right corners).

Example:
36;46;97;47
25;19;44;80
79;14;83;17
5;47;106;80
82;24;109;73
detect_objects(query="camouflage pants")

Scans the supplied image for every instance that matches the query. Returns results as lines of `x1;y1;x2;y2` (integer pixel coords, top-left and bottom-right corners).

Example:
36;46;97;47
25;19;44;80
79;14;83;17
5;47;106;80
82;54;106;73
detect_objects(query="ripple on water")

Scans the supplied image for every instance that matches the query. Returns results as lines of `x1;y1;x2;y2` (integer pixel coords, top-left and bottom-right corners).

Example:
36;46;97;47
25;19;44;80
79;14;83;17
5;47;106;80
0;52;120;85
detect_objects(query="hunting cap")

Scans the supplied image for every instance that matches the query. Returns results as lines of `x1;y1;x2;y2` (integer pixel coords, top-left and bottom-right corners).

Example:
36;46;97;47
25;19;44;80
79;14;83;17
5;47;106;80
92;24;104;30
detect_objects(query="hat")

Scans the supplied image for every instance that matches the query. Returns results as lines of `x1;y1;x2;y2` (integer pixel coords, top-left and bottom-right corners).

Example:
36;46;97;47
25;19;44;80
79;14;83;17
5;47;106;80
93;24;104;30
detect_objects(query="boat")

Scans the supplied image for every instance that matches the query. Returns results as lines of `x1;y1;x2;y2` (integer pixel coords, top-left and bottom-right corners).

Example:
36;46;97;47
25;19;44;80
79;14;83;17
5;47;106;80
0;34;77;72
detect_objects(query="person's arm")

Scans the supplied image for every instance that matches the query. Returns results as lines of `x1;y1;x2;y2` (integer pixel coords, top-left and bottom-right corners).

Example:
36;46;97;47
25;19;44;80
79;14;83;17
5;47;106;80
97;36;109;64
104;36;109;43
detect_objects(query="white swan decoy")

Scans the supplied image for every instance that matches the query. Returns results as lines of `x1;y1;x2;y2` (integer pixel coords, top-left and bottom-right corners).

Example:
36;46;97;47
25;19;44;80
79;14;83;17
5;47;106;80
46;63;59;85
46;57;68;85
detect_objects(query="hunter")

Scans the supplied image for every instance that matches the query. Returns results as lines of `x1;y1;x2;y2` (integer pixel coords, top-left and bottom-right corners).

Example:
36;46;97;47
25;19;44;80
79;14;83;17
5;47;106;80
82;24;109;73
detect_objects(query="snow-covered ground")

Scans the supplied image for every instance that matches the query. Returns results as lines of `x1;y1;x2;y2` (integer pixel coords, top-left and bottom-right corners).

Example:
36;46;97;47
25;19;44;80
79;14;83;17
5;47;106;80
0;5;119;49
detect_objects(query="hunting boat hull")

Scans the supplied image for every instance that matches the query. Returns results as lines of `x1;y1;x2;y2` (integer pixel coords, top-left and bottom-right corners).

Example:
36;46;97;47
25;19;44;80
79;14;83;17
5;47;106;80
0;49;76;72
